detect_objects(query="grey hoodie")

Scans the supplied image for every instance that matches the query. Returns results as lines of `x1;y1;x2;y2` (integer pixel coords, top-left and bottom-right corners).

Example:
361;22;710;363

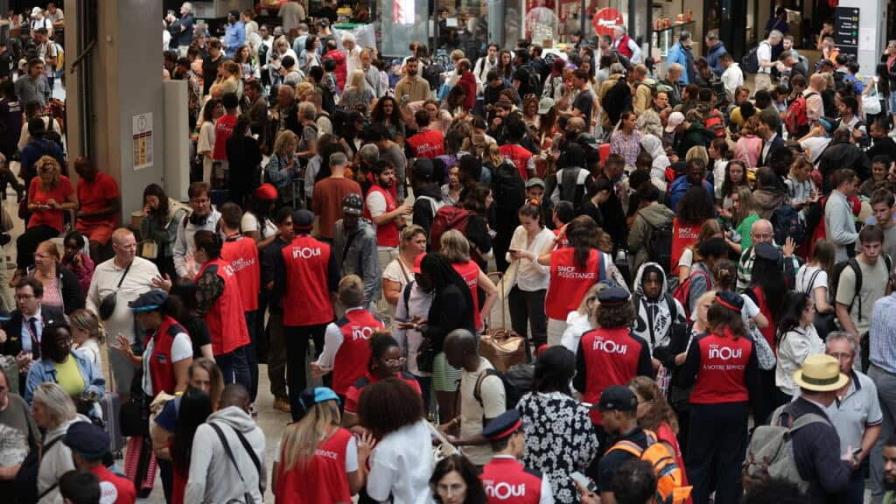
627;202;675;274
185;406;267;504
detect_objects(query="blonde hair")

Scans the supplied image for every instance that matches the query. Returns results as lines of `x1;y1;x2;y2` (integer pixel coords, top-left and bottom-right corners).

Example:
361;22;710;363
440;229;470;263
733;186;757;225
400;225;426;249
36;240;60;262
35;155;61;188
486;143;503;167
685;146;709;166
694;290;717;326
279;400;341;470
33;382;77;428
337;274;365;307
348;69;366;91
69;308;105;344
273;130;298;157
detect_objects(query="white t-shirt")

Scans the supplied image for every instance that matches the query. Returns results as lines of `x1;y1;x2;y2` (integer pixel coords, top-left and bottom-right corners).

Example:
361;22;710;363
240;212;277;239
757;41;772;74
678;248;694;271
741;294;760;327
74;339;102;371
459;358;506;465
366;420;433;504
383;258;413;289
142;330;192;396
795;264;829;295
505;226;553;292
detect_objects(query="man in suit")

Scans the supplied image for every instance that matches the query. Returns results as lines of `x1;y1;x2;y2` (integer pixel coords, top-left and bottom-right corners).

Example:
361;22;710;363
0;276;65;394
757;109;784;167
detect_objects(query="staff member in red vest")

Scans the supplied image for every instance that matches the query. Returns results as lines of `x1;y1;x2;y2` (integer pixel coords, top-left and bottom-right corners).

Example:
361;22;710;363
537;215;619;346
677;291;761;504
218;202;262;403
273;386;374;503
193;230;251;391
573;286;654;433
311;275;385;401
278;209;339;420
364;160;412;272
480;409;554;504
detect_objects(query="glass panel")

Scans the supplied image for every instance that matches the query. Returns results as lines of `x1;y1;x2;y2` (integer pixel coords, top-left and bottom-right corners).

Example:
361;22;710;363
379;0;429;57
434;0;490;62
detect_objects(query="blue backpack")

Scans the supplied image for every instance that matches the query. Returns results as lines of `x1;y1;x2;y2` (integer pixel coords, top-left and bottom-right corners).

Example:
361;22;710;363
770;204;806;245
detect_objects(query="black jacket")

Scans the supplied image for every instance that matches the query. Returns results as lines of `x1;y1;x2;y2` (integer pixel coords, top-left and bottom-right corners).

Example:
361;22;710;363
0;305;66;358
783;397;851;503
26;267;85;315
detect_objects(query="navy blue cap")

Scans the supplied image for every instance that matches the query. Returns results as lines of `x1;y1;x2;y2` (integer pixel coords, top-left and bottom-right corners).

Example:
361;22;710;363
482;409;522;441
64;421;110;460
292;209;314;231
295;387;340;420
597;286;630;305
413;158;434;182
715;291;745;312
597;385;638;412
128;289;168;313
754;242;781;262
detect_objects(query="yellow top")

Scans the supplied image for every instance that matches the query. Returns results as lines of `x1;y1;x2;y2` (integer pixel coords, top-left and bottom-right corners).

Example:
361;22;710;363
55;356;86;398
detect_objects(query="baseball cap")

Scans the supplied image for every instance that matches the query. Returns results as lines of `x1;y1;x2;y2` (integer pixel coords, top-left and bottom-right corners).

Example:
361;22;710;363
538;97;555;115
253;183;278;201
597;385;638;412
128;290;168;313
526;177;546;190
64;422;111;461
342;193;364;216
295;387;340;420
292;209;314;231
665;111;685;133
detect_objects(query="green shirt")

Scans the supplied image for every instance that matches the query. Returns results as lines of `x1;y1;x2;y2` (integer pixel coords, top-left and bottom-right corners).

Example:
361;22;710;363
54;356;85;398
737;212;760;250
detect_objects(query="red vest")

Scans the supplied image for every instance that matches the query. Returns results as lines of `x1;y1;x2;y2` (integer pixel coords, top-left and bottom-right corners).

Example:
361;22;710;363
212;114;237;160
545;248;603;320
91;465;137;504
221;235;261;311
331;308;385;395
197;258;250;355
363;185;400;248
147;316;185;395
407;129;445;159
671;219;701;269
282;235;335;326
480;457;543;504
452;260;483;331
580;327;647;425
689;332;754;404
275;427;353;504
751;287;777;353
615;34;634;58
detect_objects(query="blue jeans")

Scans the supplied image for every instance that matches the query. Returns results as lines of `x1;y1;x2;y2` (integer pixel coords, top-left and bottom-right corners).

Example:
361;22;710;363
216;345;251;392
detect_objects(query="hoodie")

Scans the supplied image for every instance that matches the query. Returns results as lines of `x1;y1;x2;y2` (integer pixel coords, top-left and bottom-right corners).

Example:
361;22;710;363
184;406;267;504
457;70;477;110
631;262;686;352
640;134;670;192
628;202;675;274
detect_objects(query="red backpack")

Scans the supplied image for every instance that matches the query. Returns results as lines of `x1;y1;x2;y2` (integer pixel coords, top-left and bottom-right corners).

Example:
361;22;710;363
784;92;814;137
672;268;711;319
430;206;471;252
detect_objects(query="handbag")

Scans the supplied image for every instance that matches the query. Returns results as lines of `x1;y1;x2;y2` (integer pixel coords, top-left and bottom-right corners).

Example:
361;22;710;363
479;272;528;372
138;240;158;260
416;337;435;374
863;83;883;116
119;369;148;437
98;261;132;320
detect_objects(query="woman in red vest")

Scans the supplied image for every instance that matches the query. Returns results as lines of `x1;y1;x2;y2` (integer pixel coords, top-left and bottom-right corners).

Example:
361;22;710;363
192;230;251;390
677;291;760;504
671;186;714;274
538;215;614;346
440;229;498;334
273;386;374;504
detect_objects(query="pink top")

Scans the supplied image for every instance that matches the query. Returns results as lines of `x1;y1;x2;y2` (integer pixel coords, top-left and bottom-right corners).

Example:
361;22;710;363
735;135;762;168
41;275;63;312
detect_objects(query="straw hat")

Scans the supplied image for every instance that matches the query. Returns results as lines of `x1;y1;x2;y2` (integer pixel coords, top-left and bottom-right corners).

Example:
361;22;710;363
792;354;849;392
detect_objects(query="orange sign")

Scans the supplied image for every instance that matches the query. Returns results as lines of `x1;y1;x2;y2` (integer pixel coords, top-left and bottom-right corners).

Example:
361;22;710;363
592;7;623;36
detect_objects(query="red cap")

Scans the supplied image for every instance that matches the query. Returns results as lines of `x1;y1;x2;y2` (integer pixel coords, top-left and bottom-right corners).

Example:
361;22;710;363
413;253;426;274
254;183;278;201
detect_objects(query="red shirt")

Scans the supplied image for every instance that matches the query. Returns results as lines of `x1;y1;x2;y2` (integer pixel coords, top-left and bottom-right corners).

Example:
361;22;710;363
545;248;604;320
579;327;653;424
671;219;702;269
197;258;250;355
282;235;335;326
344;371;422;414
27;176;73;231
221;235;261;311
688;332;755;404
212;113;238;160
331;308;385;395
275;427;353;504
77;172;120;224
91;465;137;504
452;260;483;331
480;456;543;504
363;184;400;248
499;144;534;180
407;129;445;159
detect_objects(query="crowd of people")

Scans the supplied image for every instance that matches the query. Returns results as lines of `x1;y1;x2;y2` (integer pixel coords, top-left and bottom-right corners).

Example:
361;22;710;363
5;0;896;503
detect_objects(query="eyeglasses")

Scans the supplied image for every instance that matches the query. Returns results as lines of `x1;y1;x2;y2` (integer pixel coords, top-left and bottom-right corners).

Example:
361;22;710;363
384;357;406;367
828;352;853;361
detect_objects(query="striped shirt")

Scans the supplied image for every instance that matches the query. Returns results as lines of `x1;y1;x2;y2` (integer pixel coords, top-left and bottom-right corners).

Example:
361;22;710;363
871;293;896;374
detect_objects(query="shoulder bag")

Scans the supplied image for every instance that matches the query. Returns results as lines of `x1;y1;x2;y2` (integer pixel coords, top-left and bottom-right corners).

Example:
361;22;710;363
98;261;132;320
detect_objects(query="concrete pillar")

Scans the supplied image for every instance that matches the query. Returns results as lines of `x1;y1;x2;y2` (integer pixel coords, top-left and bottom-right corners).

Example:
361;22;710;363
840;0;888;77
64;0;166;223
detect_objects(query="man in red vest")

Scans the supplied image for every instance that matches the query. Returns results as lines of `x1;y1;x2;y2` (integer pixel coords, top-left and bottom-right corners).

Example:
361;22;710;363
311;274;384;401
364;159;411;277
277;209;338;419
64;422;137;504
480;409;554;503
219;202;261;402
194;230;251;390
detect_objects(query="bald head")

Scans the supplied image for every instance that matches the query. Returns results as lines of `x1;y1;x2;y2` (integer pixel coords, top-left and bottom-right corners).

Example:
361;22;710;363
751;219;774;245
444;329;477;369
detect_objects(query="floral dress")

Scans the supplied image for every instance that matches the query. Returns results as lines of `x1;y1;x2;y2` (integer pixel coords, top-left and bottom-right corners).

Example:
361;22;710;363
516;391;599;504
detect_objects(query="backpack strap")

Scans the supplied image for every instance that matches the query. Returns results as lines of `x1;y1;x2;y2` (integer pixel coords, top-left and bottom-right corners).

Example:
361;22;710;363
402;280;414;311
790;412;830;432
209;422;262;498
36;436;65;500
607;440;645;458
473;368;500;407
806;269;821;295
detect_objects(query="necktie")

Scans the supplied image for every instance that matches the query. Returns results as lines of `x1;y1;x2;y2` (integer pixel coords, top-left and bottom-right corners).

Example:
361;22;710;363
28;317;40;359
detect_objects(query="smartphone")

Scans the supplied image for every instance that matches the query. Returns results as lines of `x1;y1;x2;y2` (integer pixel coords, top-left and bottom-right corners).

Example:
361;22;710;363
570;471;596;492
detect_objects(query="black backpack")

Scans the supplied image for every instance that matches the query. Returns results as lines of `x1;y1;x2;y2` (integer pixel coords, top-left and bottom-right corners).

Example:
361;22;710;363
474;366;534;414
741;45;761;74
646;220;674;273
491;161;526;211
830;255;893;323
557;167;589;211
603;77;632;126
520;65;543;97
770;204;807;245
422;60;443;90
